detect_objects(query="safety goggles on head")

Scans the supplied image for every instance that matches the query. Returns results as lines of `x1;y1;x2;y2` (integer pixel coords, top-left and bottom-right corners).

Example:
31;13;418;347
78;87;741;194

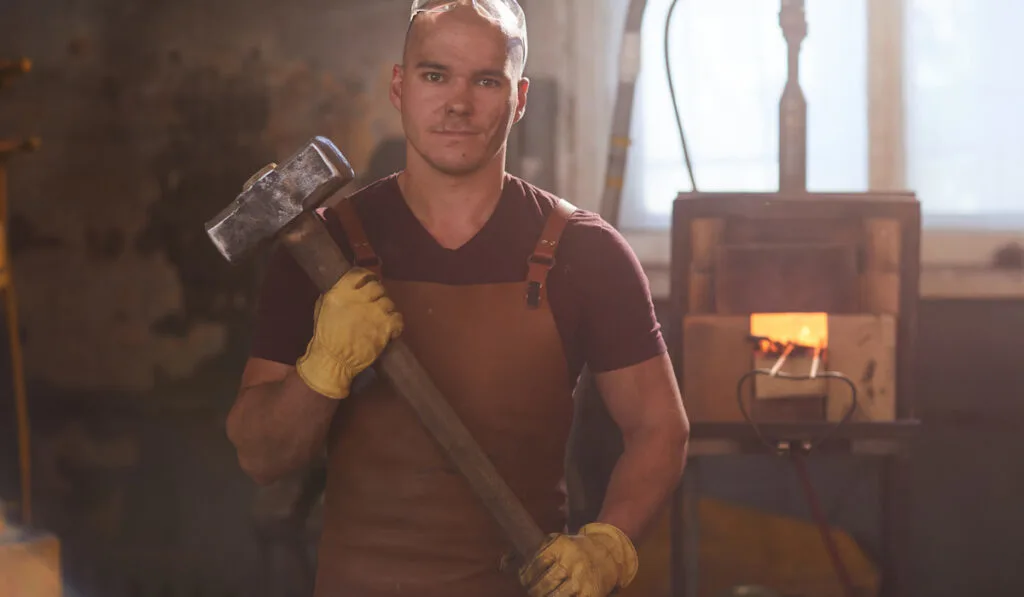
410;0;528;60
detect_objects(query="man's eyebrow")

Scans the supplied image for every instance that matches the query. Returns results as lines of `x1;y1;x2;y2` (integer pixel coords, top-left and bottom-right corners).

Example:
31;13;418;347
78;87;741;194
413;61;508;80
475;69;508;79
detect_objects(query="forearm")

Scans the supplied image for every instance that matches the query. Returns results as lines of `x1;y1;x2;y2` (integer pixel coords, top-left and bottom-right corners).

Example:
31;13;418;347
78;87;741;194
226;370;340;485
596;421;689;542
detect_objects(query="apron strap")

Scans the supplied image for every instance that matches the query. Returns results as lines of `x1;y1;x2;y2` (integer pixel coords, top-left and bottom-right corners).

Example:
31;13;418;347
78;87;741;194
526;198;578;308
334;198;383;278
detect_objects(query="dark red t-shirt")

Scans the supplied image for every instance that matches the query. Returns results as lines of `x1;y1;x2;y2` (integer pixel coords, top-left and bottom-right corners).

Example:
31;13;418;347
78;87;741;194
249;173;665;385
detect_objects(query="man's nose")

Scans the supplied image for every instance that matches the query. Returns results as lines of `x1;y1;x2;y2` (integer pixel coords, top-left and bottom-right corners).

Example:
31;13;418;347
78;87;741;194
445;79;473;116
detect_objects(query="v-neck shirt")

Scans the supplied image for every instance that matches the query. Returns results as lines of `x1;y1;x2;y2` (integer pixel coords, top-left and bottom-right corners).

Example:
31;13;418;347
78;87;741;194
249;172;666;384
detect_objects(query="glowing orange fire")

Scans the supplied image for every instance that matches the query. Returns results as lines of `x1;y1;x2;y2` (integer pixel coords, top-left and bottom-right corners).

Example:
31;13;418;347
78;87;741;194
750;312;828;354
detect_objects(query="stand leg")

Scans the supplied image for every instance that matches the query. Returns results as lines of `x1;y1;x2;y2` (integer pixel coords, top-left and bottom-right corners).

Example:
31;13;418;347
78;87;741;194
3;283;31;525
671;457;700;597
880;453;911;597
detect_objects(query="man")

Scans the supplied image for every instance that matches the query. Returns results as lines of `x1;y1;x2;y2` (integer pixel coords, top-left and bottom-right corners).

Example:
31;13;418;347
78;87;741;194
226;1;689;596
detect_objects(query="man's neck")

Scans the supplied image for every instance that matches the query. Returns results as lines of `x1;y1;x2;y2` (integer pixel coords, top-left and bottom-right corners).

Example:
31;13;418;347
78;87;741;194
398;151;508;250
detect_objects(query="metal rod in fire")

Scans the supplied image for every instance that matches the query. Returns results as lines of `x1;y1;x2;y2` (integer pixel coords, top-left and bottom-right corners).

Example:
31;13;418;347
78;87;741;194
810;345;822;379
770;342;796;376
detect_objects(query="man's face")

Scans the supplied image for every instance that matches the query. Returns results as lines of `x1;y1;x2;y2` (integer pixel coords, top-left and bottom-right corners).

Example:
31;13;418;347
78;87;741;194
390;6;529;176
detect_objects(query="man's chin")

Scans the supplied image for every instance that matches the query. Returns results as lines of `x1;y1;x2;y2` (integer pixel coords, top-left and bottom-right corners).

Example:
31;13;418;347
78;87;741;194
423;155;489;177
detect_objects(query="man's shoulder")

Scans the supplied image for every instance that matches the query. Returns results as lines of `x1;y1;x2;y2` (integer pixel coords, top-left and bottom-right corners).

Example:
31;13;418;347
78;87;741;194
310;174;402;248
506;174;613;237
516;179;663;374
340;173;402;210
505;176;638;280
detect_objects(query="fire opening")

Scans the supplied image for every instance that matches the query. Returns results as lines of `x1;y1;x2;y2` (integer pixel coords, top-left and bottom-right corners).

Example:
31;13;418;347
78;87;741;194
749;312;829;381
750;312;828;355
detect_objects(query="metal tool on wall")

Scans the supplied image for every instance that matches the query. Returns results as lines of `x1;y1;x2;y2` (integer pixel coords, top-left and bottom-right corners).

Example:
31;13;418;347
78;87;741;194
0;55;40;528
0;54;60;597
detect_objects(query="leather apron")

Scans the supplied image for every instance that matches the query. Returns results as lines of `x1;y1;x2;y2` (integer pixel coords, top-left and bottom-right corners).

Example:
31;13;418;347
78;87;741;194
313;197;579;597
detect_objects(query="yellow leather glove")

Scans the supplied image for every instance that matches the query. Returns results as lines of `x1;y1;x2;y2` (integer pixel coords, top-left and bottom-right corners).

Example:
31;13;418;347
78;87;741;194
295;268;403;399
518;522;639;597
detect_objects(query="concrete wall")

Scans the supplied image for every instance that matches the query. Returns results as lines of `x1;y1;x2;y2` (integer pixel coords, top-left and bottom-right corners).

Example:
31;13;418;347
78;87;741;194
1;0;414;393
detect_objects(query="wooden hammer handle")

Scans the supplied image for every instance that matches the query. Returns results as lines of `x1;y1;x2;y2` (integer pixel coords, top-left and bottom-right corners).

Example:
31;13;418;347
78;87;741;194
281;210;548;560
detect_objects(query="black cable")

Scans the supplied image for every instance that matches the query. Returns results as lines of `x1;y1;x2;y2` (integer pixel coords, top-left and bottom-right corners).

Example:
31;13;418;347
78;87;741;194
664;0;698;191
735;368;859;452
735;365;863;596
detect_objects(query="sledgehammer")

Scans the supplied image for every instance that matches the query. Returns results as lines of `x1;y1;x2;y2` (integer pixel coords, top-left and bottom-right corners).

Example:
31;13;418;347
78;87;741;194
204;136;547;562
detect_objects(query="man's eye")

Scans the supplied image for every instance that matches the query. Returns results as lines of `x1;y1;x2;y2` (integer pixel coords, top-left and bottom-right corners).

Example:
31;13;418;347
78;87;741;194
424;72;444;82
478;78;500;87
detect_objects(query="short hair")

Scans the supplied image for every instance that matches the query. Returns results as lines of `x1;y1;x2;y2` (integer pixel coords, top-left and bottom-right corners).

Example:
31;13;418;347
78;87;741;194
407;0;528;76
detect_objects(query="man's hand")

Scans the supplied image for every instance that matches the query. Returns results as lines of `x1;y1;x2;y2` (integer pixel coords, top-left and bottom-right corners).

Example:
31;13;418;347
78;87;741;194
295;267;403;399
518;522;638;597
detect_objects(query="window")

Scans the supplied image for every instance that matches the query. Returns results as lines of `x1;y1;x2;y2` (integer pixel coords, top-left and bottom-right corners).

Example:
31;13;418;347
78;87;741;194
621;0;869;230
620;0;1024;232
905;0;1024;230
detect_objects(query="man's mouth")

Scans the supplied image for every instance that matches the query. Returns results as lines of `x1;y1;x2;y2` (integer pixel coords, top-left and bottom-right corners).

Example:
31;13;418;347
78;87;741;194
432;126;480;135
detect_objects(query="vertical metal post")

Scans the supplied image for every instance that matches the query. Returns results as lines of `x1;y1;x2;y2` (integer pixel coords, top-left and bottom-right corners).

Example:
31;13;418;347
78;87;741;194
0;152;32;526
0;132;40;527
779;0;808;193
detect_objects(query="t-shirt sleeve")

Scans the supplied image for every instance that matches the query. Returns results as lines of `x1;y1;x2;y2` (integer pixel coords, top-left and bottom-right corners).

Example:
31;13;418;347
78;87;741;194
248;244;320;365
563;213;667;373
247;206;353;365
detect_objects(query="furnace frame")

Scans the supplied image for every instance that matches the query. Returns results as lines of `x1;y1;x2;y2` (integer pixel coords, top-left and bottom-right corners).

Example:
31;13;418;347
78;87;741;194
668;190;922;426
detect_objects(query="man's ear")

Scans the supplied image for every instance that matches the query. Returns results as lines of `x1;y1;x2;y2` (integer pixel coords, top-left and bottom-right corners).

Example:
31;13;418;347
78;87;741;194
390;64;404;112
514;76;530;124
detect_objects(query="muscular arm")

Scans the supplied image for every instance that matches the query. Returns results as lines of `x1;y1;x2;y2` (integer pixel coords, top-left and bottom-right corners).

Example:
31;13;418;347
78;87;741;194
593;353;689;541
226;357;340;486
557;211;690;542
228;233;340;486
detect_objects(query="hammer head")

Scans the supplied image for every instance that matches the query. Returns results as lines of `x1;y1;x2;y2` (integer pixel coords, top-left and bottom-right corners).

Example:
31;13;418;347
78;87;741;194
205;136;355;264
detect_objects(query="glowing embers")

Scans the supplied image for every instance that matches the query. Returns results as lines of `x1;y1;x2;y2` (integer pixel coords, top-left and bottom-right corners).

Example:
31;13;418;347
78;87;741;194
749;312;828;399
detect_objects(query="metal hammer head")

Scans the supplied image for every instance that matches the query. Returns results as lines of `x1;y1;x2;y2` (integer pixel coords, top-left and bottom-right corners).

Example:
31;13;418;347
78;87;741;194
205;136;355;264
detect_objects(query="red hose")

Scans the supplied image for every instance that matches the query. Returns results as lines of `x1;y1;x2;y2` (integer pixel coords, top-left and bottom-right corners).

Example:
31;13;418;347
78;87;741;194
790;451;857;597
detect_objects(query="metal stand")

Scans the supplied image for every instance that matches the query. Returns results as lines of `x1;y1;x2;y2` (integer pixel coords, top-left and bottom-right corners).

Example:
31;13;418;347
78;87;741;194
669;423;917;597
